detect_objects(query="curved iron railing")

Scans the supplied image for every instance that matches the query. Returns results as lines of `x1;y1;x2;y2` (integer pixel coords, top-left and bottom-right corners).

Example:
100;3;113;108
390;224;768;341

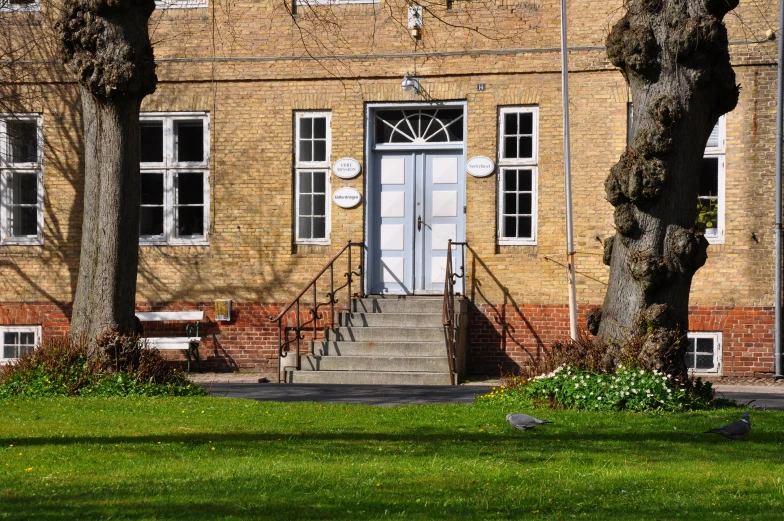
270;241;366;383
443;240;467;385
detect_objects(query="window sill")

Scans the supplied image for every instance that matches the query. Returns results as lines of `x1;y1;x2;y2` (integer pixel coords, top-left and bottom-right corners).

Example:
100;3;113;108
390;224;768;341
154;1;208;8
296;240;331;246
1;239;43;246
296;0;377;5
0;6;41;13
140;239;209;247
497;240;537;247
689;369;721;376
705;234;724;246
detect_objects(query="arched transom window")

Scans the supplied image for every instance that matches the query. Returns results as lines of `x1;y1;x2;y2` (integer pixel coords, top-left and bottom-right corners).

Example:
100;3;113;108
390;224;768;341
374;109;464;145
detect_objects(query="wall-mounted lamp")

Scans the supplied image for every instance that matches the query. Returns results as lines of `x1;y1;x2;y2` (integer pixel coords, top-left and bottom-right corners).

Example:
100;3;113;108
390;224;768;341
401;73;421;95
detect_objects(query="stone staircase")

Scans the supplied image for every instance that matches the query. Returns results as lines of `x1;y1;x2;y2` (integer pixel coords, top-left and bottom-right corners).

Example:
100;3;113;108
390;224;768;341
284;297;465;385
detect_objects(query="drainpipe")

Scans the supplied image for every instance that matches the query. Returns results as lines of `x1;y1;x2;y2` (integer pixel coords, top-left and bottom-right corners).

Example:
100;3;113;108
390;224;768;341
560;0;579;341
775;0;784;378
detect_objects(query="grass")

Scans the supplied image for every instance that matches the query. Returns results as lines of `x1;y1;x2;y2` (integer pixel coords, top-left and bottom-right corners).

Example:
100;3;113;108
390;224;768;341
0;397;783;520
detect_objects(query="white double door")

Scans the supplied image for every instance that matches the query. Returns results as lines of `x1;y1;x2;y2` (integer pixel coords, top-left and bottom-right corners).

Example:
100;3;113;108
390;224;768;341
370;150;465;295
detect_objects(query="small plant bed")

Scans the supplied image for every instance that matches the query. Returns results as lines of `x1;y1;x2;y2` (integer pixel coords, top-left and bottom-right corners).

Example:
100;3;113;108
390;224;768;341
0;336;205;399
0;398;783;520
481;365;714;411
482;332;718;412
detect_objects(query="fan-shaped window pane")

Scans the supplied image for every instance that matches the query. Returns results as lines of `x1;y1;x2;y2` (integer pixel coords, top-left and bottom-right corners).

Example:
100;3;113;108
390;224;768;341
375;109;464;144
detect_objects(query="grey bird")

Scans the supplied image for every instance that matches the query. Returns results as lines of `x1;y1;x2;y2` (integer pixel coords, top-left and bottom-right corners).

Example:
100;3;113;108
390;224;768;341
506;413;552;431
705;412;751;440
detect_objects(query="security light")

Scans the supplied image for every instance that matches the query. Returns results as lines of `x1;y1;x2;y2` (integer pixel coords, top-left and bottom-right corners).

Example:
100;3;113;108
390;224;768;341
401;73;421;95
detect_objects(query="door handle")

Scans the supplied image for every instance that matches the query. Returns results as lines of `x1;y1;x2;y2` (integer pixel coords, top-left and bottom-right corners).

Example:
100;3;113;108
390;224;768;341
418;215;422;231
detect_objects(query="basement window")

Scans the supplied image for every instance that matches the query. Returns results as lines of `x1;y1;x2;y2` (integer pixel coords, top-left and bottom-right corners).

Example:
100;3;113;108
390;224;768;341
0;326;40;363
294;112;331;244
685;332;722;374
497;106;538;245
0;114;43;245
139;113;210;245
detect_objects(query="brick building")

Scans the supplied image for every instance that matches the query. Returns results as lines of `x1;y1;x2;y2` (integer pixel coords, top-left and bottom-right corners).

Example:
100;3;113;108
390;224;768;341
0;0;779;380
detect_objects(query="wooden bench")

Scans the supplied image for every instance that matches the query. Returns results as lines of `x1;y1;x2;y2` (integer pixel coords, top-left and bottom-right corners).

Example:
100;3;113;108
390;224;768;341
135;311;204;373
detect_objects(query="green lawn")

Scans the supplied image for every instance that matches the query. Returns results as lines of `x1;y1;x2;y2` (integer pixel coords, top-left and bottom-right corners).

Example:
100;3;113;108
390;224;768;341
0;397;783;520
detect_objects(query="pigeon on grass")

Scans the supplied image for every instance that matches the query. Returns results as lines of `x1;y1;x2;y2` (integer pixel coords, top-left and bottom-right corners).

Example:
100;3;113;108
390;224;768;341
506;413;552;431
705;412;751;440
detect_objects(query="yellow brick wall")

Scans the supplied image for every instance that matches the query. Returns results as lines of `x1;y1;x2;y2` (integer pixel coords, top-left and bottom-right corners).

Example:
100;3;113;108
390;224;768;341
0;0;779;313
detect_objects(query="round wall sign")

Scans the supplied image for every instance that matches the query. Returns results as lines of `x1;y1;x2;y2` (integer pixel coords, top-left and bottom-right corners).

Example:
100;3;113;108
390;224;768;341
333;187;362;209
466;156;496;177
333;158;362;179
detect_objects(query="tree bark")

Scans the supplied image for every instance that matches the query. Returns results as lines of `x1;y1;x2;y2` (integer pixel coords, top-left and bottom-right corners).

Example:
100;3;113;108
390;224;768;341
595;0;739;379
58;0;157;354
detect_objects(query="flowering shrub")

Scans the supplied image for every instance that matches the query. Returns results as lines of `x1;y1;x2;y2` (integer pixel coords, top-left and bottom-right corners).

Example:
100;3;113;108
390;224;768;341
0;336;206;398
480;365;714;411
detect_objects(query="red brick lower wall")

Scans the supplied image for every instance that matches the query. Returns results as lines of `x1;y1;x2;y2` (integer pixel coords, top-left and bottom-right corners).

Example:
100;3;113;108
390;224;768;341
0;301;776;377
466;303;775;377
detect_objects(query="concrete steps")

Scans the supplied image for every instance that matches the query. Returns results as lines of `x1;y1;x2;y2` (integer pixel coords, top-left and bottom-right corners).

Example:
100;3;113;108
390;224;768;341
313;341;445;357
352;298;444;314
326;326;444;343
300;355;450;373
285;297;457;386
288;370;453;386
339;312;442;328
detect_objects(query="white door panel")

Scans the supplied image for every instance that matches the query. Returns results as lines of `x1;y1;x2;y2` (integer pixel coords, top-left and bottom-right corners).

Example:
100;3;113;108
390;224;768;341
370;150;464;294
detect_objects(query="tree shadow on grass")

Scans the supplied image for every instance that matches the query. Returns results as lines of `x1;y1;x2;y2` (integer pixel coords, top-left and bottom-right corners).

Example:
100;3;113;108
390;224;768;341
3;429;782;465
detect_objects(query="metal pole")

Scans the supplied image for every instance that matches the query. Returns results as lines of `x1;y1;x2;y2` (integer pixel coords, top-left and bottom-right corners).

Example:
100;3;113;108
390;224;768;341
560;0;579;341
775;0;784;378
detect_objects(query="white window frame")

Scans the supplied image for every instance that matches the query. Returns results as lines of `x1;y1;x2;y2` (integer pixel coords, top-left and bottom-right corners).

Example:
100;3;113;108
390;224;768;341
629;107;726;245
139;112;210;246
0;0;41;13
686;331;722;374
0;325;40;364
0;113;44;246
294;111;331;245
497;106;539;246
702;116;726;245
154;0;207;9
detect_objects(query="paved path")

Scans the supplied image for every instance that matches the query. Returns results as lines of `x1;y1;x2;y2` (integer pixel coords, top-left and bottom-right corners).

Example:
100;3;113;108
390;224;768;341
202;382;784;409
713;385;784;411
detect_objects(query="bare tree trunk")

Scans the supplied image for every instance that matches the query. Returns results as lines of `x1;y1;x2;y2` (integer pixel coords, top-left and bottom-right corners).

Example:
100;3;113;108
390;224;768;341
58;0;157;354
592;0;739;379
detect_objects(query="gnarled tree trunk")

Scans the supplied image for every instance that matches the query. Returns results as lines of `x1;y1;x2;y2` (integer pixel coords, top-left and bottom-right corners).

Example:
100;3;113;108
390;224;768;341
592;0;739;379
58;0;157;354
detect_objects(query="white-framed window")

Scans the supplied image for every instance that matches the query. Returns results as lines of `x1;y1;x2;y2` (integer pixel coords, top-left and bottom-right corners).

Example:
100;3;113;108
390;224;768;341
0;114;43;245
685;331;722;374
0;325;40;363
154;0;207;9
699;116;726;244
497;106;538;245
139;112;210;245
0;0;40;12
294;111;331;244
628;107;726;244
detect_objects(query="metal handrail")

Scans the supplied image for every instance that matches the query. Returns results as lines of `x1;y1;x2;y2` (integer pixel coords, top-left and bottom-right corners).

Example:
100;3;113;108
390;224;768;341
442;240;467;385
270;240;365;382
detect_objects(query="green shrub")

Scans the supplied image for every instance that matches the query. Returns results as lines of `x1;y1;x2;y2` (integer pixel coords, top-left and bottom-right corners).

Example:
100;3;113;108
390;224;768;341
480;365;714;411
0;335;206;398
